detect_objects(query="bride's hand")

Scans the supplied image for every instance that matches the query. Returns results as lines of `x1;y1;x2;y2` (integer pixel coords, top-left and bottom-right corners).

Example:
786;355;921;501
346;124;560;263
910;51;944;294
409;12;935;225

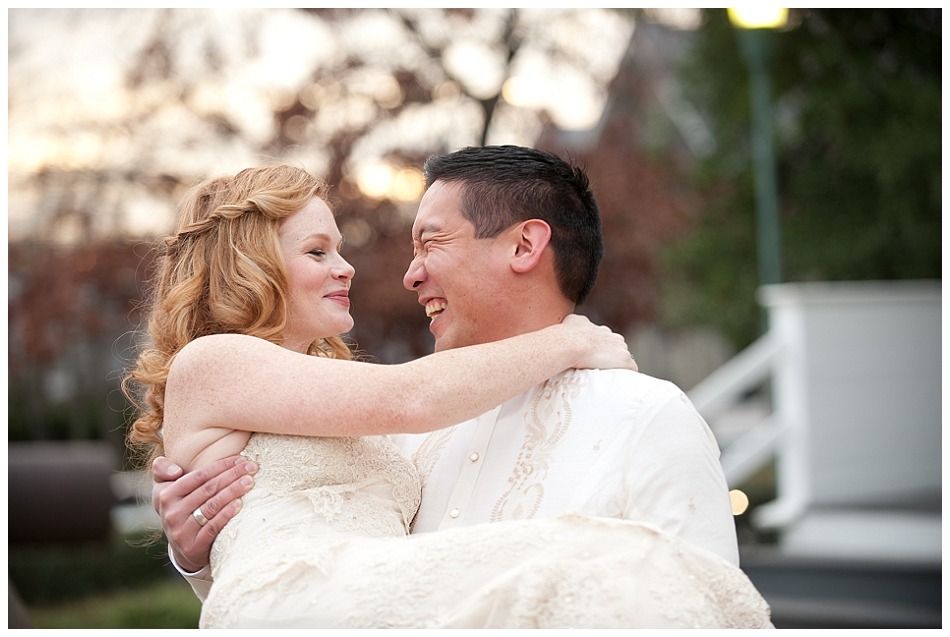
560;314;638;372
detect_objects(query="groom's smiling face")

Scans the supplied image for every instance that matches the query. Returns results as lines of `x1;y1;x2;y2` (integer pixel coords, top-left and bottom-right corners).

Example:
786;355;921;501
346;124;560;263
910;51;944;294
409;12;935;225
404;180;518;353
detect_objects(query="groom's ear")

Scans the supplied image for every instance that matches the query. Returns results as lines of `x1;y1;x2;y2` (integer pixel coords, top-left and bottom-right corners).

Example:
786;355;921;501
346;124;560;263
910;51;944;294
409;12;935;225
510;219;552;274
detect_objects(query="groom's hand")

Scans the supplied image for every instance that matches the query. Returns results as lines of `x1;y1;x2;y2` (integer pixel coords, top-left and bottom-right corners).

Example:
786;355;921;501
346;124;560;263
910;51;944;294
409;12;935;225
151;455;257;573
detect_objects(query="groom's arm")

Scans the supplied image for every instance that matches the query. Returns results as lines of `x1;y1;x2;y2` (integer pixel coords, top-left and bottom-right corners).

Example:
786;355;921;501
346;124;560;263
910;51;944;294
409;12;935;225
151;455;257;600
621;391;740;566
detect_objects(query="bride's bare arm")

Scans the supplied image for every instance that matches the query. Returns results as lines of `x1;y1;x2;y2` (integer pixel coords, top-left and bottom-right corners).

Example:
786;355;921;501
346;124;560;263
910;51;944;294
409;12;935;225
164;315;633;457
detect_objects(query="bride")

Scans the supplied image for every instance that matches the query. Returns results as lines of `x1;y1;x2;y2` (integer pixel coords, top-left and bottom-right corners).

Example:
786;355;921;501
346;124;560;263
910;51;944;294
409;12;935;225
124;164;773;628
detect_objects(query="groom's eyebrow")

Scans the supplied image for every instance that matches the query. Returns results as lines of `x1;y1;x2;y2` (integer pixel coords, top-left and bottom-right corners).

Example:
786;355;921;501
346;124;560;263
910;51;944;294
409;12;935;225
411;223;439;244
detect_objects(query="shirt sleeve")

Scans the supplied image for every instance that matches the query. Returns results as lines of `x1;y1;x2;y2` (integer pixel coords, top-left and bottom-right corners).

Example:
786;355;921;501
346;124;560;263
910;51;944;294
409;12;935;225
622;389;740;566
167;544;214;603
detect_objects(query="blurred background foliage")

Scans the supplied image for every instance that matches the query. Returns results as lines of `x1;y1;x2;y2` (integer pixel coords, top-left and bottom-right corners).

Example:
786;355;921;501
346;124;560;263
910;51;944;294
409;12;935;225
6;8;941;628
9;533;201;628
661;8;941;347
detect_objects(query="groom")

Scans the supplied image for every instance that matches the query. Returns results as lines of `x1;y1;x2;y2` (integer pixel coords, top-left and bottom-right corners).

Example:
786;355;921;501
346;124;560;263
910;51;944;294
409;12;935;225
151;145;739;598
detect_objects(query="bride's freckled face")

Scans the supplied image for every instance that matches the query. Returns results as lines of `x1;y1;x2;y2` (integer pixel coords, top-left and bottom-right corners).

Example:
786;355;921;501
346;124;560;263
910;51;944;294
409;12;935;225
278;197;356;353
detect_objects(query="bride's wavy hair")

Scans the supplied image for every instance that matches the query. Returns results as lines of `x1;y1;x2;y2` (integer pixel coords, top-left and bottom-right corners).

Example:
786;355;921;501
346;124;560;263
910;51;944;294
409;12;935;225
123;164;354;465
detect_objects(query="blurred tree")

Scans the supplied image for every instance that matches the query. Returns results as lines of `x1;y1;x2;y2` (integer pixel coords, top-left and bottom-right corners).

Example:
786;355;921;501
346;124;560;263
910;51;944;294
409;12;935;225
537;16;702;333
660;8;942;348
8;240;150;446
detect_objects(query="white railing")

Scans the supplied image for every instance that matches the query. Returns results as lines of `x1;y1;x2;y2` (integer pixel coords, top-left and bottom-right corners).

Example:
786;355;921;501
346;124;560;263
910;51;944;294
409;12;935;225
687;331;786;489
688;281;941;545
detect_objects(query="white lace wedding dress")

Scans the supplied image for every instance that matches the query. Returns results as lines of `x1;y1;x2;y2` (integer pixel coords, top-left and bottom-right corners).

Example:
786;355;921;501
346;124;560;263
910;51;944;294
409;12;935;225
199;433;773;628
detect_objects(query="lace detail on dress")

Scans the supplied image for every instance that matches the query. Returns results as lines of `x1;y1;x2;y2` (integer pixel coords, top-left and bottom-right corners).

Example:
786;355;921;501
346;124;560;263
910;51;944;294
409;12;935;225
310;514;772;629
243;433;420;533
648;530;774;628
200;433;423;628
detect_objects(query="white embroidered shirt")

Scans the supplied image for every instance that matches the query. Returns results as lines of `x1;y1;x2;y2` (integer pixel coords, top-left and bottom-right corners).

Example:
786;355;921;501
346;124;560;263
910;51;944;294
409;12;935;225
392;368;740;565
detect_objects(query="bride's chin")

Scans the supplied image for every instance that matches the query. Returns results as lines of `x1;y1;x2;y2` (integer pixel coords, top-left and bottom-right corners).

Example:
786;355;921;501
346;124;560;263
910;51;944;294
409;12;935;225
324;324;354;340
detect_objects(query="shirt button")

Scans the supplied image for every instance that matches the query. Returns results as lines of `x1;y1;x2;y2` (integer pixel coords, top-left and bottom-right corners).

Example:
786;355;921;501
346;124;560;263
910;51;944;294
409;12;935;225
449;508;460;519
468;452;480;462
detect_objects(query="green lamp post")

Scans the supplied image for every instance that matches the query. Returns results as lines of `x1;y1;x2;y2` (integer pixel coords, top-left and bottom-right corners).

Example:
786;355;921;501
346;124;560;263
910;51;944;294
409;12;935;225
728;7;788;290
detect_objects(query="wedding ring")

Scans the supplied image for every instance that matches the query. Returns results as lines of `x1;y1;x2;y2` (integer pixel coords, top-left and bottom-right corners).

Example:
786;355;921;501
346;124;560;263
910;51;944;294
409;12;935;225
193;506;209;526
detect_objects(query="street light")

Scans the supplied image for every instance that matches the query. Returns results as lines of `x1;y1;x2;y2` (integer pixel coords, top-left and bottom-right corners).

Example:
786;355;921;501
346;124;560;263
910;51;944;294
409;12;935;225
728;7;788;291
